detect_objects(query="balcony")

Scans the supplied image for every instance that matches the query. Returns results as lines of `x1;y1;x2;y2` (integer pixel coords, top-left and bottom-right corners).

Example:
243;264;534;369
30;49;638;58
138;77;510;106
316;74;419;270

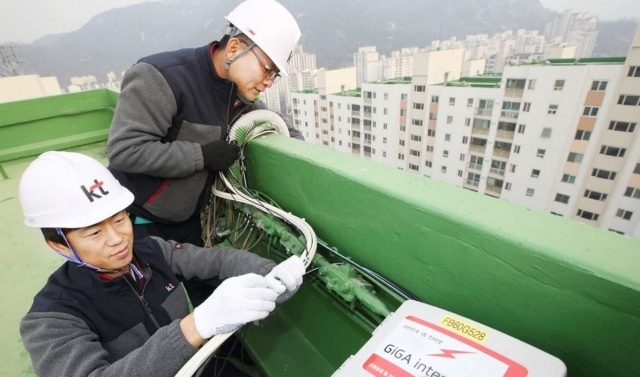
495;129;515;140
471;127;490;136
489;168;506;176
468;163;483;171
500;110;519;119
475;108;492;117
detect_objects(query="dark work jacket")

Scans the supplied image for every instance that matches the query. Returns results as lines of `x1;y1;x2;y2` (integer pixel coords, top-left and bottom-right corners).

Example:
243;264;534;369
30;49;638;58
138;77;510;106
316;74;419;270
109;43;266;224
25;237;188;361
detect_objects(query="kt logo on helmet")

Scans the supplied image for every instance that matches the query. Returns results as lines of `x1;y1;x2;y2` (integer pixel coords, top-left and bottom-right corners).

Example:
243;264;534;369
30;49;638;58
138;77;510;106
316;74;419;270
80;179;110;202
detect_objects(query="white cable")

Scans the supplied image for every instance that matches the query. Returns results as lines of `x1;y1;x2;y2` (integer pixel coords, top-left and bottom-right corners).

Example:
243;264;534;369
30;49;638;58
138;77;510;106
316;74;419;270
175;112;316;377
214;173;316;267
174;332;233;377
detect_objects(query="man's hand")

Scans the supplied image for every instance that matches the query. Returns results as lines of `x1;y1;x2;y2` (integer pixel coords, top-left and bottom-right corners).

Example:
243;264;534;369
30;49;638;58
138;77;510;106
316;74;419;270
265;256;306;303
201;140;240;171
193;274;277;338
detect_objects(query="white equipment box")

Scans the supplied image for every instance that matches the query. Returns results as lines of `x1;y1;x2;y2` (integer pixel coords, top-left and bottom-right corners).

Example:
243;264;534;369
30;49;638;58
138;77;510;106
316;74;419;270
332;300;566;377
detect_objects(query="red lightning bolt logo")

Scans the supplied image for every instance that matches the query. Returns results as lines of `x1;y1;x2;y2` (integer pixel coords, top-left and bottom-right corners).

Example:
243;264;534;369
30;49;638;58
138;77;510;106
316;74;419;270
427;349;474;359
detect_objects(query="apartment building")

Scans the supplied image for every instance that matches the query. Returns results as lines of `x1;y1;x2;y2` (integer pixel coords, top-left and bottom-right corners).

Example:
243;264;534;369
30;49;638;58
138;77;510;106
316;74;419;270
292;27;640;238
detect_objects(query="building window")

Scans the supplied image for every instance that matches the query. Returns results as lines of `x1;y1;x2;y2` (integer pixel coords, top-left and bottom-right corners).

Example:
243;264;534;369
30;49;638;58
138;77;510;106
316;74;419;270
504;182;512;191
460;153;466;161
413;102;424;110
431;96;439;103
522;102;531;112
399;125;406;132
517;124;526;134
412;119;423;126
467;98;474;107
426;145;434;152
541;128;552;138
410;149;421;157
513;145;521;154
562;174;576;183
526;188;535;196
443;150;449;158
441;166;447;173
382;151;387;157
555;193;570;204
624;187;640;199
465;118;471;126
584;190;608;201
382;137;387;144
548;104;558;114
567;152;583;163
410;134;422;142
577;209;599;221
619;94;640;107
528;79;536;89
592;168;616;180
462;136;469;144
600;145;626;157
398;153;405;160
553;80;565;90
446;116;453;124
575;130;591;140
470;155;484;169
429;112;437;120
427;129;436;137
537;149;546;157
449;97;456;106
414;85;426;92
445;134;451;142
628;66;640;77
409;164;419;171
616;209;633;220
425;160;432;167
531;169;540;178
609;121;636;132
399;140;405;146
583;106;599;116
591;81;607;91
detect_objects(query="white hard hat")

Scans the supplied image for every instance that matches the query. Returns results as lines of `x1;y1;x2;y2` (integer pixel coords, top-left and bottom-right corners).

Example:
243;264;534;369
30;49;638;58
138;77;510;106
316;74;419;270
225;0;301;77
19;151;134;229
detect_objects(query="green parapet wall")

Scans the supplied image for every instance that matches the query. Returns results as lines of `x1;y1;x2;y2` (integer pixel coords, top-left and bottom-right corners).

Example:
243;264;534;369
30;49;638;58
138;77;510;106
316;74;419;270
243;134;640;377
0;89;117;167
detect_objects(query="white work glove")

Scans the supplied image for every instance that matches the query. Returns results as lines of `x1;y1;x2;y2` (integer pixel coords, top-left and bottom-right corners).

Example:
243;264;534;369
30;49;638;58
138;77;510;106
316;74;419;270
265;255;306;303
193;273;278;338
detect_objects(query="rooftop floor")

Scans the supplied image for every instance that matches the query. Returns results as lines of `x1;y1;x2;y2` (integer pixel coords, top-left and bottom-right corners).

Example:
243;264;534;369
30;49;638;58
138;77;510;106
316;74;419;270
0;142;108;376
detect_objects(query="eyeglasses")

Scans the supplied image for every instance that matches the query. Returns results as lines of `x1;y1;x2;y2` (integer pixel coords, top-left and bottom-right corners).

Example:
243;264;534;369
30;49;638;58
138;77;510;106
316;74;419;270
249;48;281;83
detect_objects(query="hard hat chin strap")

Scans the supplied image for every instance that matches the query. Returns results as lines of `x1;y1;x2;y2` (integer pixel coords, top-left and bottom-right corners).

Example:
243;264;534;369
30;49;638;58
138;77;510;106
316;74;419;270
223;40;259;105
54;228;143;279
224;41;255;71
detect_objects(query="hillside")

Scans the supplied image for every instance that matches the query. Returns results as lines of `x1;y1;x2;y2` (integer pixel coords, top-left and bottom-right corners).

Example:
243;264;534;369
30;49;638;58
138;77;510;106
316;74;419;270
5;0;637;85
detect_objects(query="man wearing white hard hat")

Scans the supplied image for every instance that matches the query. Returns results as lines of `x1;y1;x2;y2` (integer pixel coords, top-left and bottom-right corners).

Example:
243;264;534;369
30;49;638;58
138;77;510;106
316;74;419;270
19;151;305;377
106;0;302;306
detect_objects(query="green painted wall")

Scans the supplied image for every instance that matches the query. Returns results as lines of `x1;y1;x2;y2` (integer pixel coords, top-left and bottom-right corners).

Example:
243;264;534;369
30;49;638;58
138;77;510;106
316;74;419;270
0;89;116;163
244;135;640;377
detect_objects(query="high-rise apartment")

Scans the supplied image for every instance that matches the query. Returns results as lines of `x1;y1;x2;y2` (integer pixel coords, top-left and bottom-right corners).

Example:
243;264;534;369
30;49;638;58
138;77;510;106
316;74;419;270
292;26;640;238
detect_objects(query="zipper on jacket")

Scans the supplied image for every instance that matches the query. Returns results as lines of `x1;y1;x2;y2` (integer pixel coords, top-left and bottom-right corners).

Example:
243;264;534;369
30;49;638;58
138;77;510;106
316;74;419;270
124;269;161;329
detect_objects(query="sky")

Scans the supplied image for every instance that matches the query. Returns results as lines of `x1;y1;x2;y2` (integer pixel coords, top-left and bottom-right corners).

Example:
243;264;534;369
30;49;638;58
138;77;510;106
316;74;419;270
0;0;638;44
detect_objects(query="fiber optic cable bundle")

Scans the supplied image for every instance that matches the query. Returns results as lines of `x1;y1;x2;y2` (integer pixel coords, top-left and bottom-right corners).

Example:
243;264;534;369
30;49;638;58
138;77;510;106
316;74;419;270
175;110;316;377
